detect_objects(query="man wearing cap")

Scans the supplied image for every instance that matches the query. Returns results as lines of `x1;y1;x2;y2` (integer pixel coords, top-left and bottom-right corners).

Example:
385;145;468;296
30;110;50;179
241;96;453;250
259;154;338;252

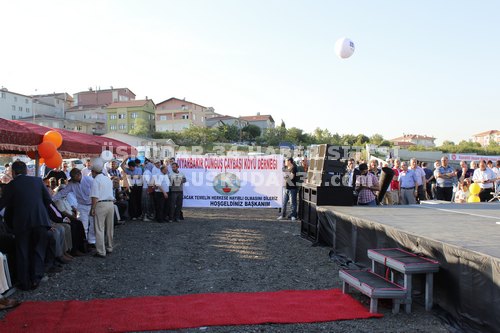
90;159;115;258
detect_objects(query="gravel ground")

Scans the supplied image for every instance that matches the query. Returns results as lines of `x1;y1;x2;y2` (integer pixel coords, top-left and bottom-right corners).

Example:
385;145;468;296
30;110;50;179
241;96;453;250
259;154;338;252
3;208;449;333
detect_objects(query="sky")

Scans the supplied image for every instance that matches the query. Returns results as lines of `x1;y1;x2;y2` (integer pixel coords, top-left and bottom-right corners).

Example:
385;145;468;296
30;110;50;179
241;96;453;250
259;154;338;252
1;0;499;145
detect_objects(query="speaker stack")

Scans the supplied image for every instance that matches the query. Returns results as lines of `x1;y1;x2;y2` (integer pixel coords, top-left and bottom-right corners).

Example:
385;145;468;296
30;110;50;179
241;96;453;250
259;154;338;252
300;144;353;243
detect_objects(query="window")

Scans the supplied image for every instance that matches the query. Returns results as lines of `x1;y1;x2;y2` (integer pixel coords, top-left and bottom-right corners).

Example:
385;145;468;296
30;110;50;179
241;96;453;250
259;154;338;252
119;124;126;130
11;105;15;111
131;112;137;119
1;92;5;98
130;124;135;129
118;113;126;119
181;114;189;119
110;125;117;130
193;114;196;121
11;115;16;120
25;98;29;104
150;114;154;120
26;108;30;113
110;114;117;120
14;96;17;102
18;106;23;111
77;126;82;131
160;115;167;121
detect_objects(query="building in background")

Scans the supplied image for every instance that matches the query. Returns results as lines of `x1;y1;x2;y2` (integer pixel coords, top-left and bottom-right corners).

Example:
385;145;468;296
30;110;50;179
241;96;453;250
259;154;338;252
65;105;107;135
239;113;275;133
103;131;177;160
32;92;73;119
73;87;135;107
155;97;217;131
471;130;500;147
0;87;32;120
205;115;249;129
390;134;436;148
17;114;95;134
68;87;136;134
106;99;156;134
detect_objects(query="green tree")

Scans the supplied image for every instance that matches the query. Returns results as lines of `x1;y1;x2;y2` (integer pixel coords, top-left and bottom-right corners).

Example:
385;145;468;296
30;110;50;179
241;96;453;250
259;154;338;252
285;127;306;145
341;134;357;145
217;124;240;142
312;128;332;143
369;133;384;145
354;134;370;145
379;140;392;147
241;124;261;141
129;118;150;137
262;127;286;146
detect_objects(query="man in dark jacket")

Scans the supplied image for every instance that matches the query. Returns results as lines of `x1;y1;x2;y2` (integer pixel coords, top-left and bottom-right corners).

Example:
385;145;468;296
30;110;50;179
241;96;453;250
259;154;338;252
2;161;52;290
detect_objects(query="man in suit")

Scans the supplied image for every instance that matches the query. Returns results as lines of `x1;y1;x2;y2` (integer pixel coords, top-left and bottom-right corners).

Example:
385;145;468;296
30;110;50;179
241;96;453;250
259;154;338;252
2;161;52;290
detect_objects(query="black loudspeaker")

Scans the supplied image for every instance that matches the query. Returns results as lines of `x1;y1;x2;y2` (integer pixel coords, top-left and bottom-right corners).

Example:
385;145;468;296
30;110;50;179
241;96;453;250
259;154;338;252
306;171;348;187
303;183;353;206
309;144;347;160
377;167;395;203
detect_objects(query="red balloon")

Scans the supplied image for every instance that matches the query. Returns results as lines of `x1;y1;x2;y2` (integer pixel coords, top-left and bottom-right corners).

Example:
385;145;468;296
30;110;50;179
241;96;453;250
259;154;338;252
43;130;63;148
45;152;62;169
38;141;57;159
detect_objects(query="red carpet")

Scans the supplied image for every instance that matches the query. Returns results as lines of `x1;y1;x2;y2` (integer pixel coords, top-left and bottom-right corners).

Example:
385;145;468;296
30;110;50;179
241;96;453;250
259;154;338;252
0;289;382;332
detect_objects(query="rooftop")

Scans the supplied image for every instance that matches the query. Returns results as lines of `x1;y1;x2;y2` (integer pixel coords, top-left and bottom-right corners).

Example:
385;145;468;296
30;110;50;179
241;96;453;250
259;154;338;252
107;99;155;109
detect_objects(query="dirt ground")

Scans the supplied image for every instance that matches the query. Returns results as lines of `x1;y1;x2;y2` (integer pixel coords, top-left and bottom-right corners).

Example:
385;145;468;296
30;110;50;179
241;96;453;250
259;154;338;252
5;208;449;333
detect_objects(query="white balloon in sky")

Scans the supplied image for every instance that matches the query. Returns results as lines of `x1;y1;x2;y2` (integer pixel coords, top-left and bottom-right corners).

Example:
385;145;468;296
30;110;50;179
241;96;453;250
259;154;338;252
334;37;355;59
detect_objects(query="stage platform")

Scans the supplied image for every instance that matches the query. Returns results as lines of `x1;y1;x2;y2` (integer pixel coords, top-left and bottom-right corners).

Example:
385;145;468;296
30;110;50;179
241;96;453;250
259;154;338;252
316;202;500;333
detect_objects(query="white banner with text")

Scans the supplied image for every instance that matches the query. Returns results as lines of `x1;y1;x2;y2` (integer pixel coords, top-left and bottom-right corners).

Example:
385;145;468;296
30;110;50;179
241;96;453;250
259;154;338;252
176;154;283;208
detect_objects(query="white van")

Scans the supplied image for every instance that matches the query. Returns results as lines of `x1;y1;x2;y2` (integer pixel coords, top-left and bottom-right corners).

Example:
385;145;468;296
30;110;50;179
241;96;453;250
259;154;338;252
63;158;84;170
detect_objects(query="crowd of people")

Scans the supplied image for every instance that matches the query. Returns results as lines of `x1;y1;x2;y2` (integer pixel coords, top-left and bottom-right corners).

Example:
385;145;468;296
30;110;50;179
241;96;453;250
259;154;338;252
345;156;500;205
279;156;500;218
0;156;186;302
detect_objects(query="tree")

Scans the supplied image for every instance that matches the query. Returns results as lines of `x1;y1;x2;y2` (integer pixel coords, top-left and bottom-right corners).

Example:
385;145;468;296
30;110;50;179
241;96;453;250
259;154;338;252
280;120;286;129
369;134;384;145
312;128;332;143
285;127;306;145
217;124;240;142
262;127;286;146
354;134;370;145
241;125;261;141
129;118;150;137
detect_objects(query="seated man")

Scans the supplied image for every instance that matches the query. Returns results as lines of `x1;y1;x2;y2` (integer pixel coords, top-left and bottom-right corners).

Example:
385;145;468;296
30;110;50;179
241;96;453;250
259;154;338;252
51;187;86;256
113;178;129;223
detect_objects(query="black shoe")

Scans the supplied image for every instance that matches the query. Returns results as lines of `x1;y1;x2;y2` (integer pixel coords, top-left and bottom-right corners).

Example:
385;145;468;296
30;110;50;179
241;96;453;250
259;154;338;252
93;253;106;258
47;266;63;274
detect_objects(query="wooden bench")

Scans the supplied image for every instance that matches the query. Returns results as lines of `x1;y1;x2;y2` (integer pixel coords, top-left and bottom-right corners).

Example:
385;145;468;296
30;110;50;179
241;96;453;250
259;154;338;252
339;269;407;314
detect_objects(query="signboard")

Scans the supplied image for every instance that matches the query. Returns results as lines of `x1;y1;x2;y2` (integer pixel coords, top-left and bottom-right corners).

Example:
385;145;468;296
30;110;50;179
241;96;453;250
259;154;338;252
176;155;283;208
448;154;500;162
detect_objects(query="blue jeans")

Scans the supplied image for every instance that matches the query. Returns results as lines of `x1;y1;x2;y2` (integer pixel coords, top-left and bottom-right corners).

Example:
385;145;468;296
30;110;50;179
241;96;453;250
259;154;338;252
358;199;377;206
282;188;298;218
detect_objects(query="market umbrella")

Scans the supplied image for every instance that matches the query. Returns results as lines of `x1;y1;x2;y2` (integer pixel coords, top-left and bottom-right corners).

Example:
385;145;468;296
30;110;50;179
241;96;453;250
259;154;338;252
10;120;135;158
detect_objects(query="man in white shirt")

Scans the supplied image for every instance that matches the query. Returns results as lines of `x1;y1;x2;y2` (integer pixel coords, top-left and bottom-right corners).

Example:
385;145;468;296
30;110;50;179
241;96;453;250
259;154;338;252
472;160;496;202
90;161;115;258
409;158;427;203
150;165;170;223
81;159;92;177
